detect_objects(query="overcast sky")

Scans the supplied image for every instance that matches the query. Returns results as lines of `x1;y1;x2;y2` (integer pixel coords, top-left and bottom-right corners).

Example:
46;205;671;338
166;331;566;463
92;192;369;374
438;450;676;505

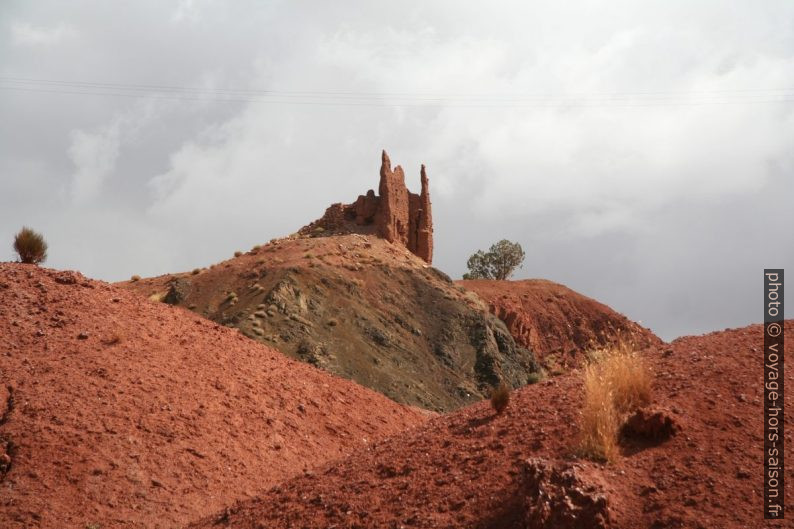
1;1;792;340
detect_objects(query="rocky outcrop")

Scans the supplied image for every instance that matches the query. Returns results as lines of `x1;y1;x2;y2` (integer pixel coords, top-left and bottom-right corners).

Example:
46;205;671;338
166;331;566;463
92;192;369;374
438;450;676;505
620;407;678;443
300;151;433;263
523;458;611;529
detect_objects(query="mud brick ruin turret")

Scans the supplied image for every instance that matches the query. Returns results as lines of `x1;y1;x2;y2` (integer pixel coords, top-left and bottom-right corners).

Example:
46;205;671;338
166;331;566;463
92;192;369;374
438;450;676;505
300;151;434;263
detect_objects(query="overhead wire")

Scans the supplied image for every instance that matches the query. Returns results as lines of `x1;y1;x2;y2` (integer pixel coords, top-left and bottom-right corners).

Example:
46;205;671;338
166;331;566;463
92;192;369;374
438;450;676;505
1;76;793;108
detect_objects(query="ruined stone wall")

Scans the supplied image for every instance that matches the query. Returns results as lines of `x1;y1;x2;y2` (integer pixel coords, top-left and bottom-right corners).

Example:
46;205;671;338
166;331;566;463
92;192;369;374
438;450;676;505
300;151;434;263
376;151;410;247
413;165;433;263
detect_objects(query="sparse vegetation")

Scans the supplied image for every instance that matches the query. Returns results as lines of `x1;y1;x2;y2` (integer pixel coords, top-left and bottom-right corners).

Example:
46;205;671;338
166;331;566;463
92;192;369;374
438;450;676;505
13;227;48;264
526;371;545;384
192;268;201;275
490;383;511;414
543;353;566;376
596;344;651;414
130;275;141;282
149;291;167;302
234;251;243;257
578;366;620;462
462;239;525;280
577;343;652;462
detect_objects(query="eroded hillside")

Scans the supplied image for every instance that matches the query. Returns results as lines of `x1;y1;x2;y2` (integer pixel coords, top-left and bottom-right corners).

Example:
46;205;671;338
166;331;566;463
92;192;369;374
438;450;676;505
121;235;540;412
460;279;661;369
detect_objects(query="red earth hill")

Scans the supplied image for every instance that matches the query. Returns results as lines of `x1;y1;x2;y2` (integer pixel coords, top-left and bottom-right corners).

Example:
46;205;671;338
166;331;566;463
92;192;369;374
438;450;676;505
120;235;541;412
190;322;793;529
459;279;661;369
0;263;426;529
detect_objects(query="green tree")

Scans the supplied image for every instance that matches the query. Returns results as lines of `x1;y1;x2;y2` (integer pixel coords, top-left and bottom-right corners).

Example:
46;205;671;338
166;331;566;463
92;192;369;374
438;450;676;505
463;239;525;280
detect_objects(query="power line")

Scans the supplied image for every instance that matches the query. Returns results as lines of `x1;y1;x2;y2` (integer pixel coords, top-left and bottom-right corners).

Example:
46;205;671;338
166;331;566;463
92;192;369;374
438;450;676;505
1;76;793;108
3;75;794;98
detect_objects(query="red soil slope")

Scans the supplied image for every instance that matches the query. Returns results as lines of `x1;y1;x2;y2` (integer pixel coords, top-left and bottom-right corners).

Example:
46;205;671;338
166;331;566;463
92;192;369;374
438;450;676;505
192;322;793;529
0;263;426;529
459;279;661;367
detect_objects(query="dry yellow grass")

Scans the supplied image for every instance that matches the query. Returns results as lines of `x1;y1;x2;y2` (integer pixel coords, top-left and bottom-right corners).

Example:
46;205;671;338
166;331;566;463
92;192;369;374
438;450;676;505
594;342;652;413
578;367;620;462
578;342;652;462
148;291;167;303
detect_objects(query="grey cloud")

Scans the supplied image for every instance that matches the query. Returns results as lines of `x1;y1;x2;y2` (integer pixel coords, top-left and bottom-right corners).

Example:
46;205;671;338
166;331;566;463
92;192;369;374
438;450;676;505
1;0;792;340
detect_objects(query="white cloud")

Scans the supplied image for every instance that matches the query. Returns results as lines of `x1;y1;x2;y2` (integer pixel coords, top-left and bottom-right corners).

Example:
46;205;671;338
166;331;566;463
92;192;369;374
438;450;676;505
67;102;158;203
68;125;120;203
171;0;218;24
11;21;76;46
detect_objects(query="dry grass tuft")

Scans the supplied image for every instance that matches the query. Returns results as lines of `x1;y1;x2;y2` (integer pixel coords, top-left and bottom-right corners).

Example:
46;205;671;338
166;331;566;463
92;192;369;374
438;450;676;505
234;251;243;257
588;342;652;414
130;275;141;282
192;268;201;275
13;227;48;264
490;383;511;415
148;291;167;302
578;366;620;462
526;371;545;385
578;343;652;462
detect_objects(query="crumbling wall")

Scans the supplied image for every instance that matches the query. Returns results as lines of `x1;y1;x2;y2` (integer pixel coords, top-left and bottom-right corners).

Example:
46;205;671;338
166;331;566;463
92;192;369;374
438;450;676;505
300;151;434;263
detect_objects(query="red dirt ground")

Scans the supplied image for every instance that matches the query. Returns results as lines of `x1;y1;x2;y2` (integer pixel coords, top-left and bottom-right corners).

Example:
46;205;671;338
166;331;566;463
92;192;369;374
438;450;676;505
191;322;793;529
459;279;661;367
0;263;427;529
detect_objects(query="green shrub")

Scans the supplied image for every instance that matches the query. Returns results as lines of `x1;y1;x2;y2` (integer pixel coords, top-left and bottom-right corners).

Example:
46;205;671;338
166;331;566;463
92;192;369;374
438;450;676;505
463;239;525;280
